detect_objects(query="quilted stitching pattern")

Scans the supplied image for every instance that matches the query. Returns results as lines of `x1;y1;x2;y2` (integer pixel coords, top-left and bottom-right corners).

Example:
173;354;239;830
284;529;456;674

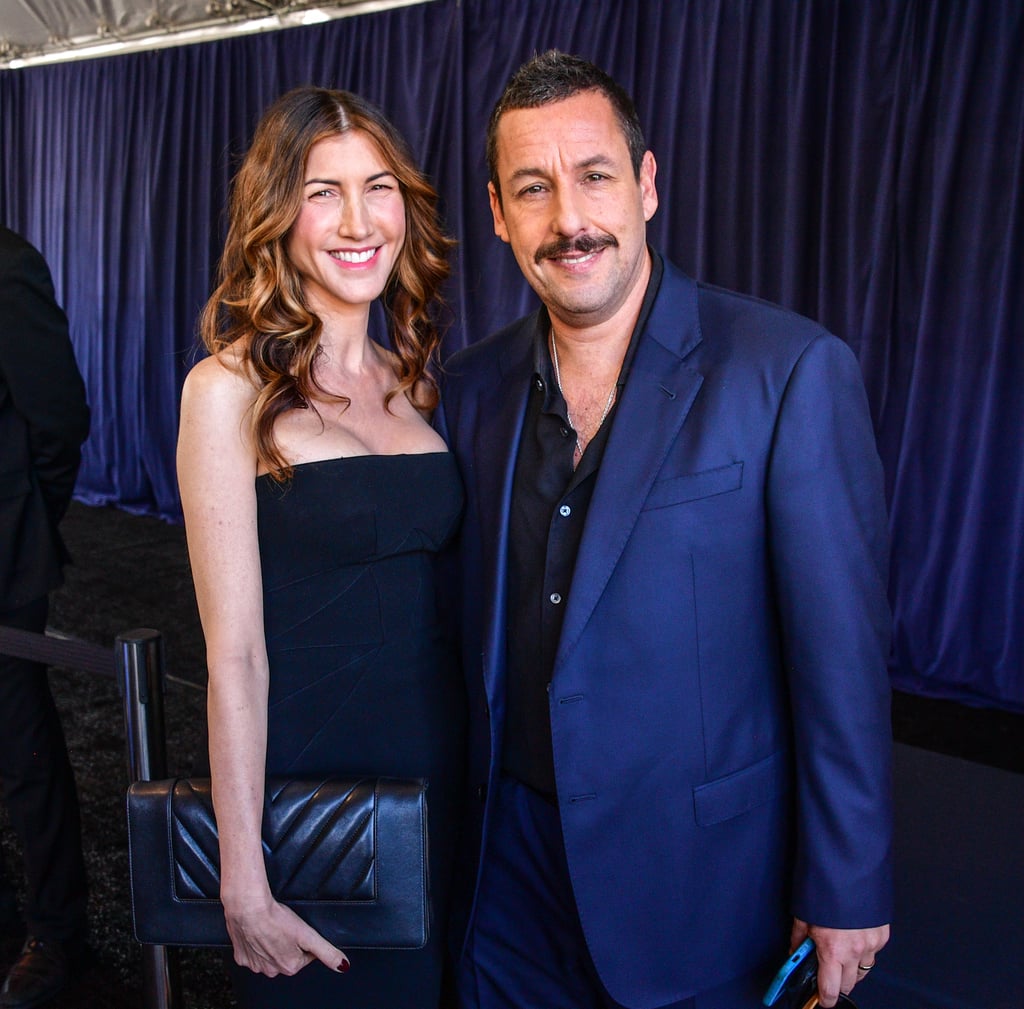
170;778;377;902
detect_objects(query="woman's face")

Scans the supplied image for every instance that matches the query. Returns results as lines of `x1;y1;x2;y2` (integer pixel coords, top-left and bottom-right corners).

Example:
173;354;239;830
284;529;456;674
286;130;406;315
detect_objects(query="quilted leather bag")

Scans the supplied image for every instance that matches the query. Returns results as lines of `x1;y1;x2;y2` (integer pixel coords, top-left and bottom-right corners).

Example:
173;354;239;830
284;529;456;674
126;776;429;948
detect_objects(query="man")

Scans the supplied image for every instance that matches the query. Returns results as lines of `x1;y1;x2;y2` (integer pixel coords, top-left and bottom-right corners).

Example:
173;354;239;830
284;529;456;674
0;225;90;1008
437;52;892;1009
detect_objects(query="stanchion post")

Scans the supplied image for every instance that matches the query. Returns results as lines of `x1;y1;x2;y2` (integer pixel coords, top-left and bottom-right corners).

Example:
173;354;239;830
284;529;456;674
117;629;181;1009
118;629;167;783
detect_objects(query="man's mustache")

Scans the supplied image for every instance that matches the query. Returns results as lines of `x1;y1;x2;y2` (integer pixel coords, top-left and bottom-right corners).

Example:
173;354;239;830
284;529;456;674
535;234;617;263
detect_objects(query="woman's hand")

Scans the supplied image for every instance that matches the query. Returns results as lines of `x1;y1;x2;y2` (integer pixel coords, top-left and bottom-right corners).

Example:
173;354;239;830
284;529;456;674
225;893;350;978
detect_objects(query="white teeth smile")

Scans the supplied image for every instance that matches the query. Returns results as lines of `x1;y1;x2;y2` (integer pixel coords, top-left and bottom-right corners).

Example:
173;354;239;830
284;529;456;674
556;252;596;265
331;248;377;263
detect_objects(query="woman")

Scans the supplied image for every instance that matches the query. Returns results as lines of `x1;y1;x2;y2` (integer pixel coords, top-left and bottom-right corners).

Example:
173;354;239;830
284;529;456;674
177;87;463;1008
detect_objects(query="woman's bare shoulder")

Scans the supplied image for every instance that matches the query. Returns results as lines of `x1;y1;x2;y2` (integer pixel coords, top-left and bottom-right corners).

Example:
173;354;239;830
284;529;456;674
183;342;258;407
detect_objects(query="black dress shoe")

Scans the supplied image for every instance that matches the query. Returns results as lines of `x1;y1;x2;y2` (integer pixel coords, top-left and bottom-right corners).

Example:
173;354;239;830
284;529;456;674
0;937;73;1009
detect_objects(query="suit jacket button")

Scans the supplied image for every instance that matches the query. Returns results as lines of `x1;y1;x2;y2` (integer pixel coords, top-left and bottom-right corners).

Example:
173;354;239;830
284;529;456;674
476;784;488;802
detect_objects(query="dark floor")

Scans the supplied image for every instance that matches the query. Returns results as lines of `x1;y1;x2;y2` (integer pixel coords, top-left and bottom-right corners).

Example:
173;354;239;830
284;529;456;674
2;500;1022;1008
859;744;1024;1009
891;688;1023;774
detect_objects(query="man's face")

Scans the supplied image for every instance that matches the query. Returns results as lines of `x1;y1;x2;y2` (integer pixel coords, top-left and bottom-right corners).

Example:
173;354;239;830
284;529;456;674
489;89;658;332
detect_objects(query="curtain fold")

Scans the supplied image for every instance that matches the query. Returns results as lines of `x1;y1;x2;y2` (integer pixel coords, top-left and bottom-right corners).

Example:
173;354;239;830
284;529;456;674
1;0;1020;709
881;1;1024;707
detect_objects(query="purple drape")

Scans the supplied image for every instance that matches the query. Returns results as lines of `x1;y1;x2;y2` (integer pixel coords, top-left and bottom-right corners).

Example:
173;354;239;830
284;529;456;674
1;0;1020;710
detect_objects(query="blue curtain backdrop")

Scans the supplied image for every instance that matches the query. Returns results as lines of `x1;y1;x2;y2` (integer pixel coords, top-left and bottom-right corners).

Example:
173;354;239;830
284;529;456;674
1;0;1020;711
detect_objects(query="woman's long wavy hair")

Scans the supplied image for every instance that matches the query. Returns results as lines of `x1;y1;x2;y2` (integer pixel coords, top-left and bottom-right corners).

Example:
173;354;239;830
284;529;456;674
199;87;454;480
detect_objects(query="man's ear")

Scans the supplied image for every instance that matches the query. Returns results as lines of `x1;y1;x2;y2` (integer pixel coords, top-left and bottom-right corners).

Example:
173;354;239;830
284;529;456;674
488;182;510;243
640;150;659;222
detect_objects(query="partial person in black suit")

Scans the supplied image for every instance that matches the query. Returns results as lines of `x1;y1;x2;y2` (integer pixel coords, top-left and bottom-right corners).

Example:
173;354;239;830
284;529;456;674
0;225;90;1009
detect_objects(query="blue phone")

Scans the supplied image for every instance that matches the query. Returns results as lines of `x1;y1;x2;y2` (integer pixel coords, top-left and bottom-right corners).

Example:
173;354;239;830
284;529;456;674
763;937;816;1006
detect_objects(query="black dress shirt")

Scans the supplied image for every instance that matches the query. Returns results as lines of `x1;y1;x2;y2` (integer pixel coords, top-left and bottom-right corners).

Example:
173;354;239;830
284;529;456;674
503;252;665;797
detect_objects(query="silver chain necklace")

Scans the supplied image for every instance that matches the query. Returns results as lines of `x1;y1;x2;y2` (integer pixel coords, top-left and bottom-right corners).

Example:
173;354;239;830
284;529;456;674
549;332;617;461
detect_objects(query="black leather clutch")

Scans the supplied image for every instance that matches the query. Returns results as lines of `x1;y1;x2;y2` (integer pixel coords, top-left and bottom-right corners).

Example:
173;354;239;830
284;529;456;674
126;776;429;949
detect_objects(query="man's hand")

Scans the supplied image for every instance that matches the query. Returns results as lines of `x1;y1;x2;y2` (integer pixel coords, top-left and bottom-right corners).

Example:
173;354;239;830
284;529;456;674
791;919;890;1008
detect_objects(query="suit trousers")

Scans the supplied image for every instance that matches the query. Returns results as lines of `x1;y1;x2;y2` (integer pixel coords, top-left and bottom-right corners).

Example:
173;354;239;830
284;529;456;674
0;597;88;942
457;776;763;1009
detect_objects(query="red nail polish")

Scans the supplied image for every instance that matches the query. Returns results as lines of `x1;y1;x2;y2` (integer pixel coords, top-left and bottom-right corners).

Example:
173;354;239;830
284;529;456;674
338;960;350;973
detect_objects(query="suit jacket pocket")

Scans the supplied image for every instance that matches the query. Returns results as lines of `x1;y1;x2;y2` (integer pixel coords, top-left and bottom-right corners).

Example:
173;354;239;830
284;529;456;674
692;749;788;827
642;461;743;511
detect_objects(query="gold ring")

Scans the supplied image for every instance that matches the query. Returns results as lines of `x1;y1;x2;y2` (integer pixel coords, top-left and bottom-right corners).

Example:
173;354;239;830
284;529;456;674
858;962;875;971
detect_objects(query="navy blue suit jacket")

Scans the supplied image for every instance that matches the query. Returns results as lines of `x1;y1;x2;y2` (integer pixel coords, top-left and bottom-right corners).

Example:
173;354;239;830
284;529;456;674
437;258;893;1008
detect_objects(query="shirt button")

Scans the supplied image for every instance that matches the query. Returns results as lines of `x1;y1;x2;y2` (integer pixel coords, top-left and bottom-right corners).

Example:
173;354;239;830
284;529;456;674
549;592;562;605
560;425;570;437
559;505;571;517
535;378;544;391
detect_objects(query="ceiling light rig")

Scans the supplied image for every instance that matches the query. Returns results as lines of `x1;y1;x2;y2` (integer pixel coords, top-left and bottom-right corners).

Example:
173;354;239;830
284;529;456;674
0;0;434;70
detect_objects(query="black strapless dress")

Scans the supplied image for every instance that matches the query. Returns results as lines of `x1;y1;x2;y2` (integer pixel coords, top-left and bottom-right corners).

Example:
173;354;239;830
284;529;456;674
230;452;465;1009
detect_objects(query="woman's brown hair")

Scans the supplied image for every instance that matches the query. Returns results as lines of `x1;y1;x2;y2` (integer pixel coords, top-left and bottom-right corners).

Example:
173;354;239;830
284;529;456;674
199;87;454;479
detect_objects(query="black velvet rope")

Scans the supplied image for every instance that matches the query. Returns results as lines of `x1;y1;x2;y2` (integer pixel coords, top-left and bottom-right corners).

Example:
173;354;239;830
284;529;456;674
0;625;116;679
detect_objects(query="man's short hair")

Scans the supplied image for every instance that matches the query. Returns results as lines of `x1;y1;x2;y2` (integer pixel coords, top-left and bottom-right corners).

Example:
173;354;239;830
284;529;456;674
486;50;647;197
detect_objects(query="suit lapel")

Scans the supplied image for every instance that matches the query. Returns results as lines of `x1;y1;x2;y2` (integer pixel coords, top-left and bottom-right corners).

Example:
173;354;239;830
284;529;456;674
473;320;536;699
556;267;705;669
